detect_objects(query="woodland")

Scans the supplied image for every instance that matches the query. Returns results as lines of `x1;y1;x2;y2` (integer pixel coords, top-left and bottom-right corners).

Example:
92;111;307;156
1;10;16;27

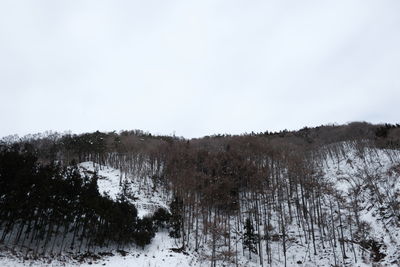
1;122;400;266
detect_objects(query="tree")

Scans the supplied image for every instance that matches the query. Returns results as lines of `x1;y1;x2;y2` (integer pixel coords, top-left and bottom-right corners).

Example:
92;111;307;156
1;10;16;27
169;197;183;239
153;207;171;229
243;218;258;259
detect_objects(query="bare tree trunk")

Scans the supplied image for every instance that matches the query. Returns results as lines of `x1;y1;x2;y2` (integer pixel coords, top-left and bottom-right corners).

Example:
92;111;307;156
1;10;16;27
337;200;347;260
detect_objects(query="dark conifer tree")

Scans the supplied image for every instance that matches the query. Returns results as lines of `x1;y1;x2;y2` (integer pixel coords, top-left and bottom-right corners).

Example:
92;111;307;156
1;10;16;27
169;197;183;239
243;218;258;259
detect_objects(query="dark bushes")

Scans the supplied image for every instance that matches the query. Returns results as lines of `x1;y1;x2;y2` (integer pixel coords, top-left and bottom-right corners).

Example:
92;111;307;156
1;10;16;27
152;207;171;229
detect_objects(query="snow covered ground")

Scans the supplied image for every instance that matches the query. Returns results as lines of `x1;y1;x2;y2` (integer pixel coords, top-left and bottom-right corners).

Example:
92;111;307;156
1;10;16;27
0;231;202;267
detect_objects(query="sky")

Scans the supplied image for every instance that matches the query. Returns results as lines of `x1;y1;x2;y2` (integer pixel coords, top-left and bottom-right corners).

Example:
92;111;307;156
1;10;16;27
0;0;399;138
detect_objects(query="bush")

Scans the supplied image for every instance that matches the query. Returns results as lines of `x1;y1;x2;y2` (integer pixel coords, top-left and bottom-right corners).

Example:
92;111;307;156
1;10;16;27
153;207;171;229
134;217;156;248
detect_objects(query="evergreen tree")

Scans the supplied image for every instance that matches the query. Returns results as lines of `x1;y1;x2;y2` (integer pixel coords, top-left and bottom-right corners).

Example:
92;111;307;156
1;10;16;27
134;216;155;248
153;207;171;229
243;218;258;259
169;197;183;239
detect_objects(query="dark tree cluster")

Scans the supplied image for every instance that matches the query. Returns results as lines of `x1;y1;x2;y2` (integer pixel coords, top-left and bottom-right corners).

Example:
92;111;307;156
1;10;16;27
0;144;155;257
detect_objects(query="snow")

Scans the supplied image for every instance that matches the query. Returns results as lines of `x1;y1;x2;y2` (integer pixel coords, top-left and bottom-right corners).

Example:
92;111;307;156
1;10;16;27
319;143;400;266
79;232;201;267
78;162;169;218
0;232;201;267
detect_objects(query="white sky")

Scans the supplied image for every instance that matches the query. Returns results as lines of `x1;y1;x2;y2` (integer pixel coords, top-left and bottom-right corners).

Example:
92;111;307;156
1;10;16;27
1;0;399;138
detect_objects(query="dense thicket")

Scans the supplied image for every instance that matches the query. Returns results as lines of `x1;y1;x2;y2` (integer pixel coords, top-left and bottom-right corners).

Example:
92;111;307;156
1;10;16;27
0;145;155;256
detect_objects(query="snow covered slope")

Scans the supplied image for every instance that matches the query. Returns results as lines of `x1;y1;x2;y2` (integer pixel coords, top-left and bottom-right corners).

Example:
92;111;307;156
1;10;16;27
320;144;400;266
79;161;169;218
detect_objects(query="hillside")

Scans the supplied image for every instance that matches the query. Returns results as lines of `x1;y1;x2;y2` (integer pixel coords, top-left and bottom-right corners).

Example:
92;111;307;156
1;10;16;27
1;123;400;266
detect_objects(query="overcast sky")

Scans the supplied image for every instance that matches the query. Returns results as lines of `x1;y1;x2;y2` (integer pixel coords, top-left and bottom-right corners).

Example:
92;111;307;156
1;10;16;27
1;1;399;138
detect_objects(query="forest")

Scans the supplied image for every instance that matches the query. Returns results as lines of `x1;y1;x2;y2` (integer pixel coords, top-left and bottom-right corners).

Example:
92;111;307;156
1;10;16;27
1;122;400;266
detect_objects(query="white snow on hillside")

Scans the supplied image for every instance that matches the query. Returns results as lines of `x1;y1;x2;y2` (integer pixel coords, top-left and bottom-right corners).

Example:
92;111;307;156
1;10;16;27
79;162;169;218
0;232;201;267
320;144;400;266
79;232;201;267
321;143;400;194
